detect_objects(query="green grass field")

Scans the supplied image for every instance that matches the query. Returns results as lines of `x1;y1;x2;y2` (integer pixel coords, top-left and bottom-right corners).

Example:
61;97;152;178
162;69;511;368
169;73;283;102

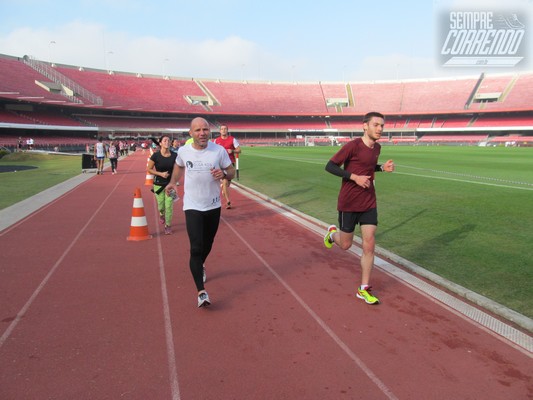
236;145;533;318
0;152;82;209
1;147;532;318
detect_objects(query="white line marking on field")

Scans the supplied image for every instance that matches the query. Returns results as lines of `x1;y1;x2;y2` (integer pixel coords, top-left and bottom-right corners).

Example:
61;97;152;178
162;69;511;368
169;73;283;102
247;152;533;190
222;216;399;400
396;171;533;190
150;202;181;400
0;179;123;349
233;185;533;354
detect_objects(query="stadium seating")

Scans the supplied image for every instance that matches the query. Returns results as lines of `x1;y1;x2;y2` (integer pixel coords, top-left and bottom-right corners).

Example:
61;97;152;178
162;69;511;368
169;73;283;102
473;74;532;112
346;81;404;113
0;53;532;145
418;134;488;143
441;117;475;128
76;115;190;130
0;109;30;124
0;56;69;103
55;65;208;112
200;80;328;115
473;115;533;127
215;118;328;131
16;109;86;126
488;135;533;143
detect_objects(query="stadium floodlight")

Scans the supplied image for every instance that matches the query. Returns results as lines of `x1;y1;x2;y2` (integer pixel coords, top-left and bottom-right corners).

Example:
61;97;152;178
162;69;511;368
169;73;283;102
48;41;56;66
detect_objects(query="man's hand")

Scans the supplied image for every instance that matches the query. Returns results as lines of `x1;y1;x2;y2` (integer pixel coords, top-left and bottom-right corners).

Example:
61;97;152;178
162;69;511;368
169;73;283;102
382;159;395;172
352;174;372;188
165;183;177;196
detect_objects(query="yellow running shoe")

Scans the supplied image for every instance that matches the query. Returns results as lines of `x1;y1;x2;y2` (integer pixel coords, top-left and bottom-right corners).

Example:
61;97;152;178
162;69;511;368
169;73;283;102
323;225;337;249
356;286;380;304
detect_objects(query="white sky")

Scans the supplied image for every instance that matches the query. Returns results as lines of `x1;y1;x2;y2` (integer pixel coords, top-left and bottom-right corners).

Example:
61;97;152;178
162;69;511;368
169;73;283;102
0;0;531;82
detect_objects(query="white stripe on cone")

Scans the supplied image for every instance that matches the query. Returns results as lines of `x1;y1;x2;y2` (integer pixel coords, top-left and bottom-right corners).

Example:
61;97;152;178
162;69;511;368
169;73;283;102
130;216;148;227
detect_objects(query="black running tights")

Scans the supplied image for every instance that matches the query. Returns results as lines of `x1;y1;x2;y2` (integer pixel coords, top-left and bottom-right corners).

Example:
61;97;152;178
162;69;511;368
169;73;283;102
184;208;221;291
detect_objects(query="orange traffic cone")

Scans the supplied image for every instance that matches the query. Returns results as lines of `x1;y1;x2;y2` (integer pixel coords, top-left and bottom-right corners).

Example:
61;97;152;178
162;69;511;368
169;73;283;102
127;188;152;241
144;173;154;186
145;157;154;186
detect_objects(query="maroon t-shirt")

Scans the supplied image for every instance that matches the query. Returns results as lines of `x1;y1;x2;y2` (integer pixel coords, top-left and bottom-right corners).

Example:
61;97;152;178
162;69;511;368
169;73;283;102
329;138;381;212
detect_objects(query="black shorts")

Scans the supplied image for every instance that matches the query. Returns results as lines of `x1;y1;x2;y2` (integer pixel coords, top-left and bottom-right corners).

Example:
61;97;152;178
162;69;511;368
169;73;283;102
338;208;378;233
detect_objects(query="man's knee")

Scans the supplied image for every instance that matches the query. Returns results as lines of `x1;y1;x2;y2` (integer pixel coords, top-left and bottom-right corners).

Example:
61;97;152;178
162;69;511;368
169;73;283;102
190;246;203;258
361;238;376;255
338;235;353;250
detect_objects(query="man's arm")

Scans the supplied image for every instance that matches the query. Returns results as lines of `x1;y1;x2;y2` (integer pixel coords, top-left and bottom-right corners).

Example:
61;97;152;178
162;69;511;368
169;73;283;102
223;164;236;180
375;159;395;172
325;160;373;189
165;163;184;195
325;160;351;179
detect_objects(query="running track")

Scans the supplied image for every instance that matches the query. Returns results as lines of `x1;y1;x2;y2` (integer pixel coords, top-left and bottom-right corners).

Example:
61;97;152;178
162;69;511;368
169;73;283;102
1;151;531;399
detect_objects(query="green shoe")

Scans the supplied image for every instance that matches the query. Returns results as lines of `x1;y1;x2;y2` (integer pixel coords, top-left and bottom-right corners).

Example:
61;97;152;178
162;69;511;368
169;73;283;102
323;225;337;249
356;286;380;304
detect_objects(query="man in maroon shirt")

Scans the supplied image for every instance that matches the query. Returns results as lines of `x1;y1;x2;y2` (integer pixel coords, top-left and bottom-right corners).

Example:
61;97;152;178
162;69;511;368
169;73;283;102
214;124;241;209
324;112;395;304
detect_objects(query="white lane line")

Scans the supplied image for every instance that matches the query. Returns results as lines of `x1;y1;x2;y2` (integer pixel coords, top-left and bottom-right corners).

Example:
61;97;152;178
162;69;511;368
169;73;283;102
233;184;533;354
0;177;124;349
221;216;399;400
245;153;532;190
395;171;533;191
150;200;181;400
397;165;533;187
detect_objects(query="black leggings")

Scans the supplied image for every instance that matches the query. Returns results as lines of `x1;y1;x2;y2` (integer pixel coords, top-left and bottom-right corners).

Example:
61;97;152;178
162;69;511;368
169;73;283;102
110;157;118;171
185;208;221;291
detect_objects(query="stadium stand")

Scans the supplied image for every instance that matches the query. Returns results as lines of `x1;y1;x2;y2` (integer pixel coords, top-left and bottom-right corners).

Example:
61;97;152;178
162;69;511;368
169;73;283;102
214;117;328;131
473;114;533;127
0;55;72;104
15;109;86;126
56;65;209;112
488;135;533;143
0;109;31;124
345;81;405;114
0;53;532;148
471;73;531;112
400;78;479;113
200;80;329;115
75;115;191;130
440;116;475;128
418;134;488;143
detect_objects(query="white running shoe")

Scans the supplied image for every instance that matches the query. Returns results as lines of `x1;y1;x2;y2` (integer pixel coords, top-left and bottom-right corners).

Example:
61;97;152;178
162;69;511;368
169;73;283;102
198;292;210;308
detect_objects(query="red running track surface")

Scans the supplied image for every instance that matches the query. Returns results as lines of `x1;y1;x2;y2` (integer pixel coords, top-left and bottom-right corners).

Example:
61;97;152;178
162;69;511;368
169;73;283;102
0;151;531;399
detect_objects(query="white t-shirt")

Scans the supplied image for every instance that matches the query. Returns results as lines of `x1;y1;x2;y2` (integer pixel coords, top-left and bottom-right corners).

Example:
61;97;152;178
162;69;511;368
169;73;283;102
176;141;232;211
95;142;106;158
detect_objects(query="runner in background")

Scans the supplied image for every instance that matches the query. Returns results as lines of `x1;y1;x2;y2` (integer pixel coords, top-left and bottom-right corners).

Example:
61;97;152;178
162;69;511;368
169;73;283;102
107;140;119;174
214;124;241;209
94;137;106;175
147;135;178;235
